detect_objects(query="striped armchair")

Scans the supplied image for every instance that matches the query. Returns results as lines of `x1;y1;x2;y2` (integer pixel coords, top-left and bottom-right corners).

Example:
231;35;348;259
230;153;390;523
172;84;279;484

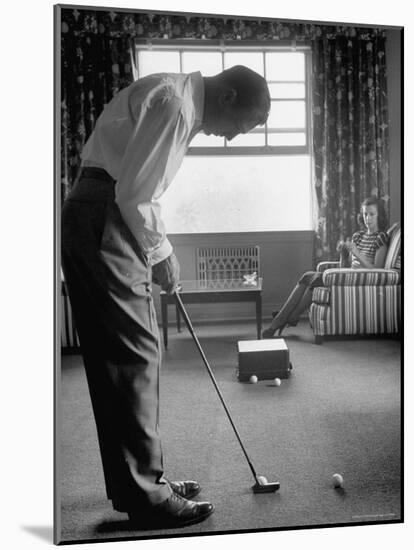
309;223;401;344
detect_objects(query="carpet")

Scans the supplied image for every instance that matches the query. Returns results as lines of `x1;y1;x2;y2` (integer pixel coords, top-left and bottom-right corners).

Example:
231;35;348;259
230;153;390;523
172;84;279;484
56;319;401;543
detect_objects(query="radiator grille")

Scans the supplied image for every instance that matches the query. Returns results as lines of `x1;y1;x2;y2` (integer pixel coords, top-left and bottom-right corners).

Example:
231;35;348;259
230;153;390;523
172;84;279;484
196;246;260;288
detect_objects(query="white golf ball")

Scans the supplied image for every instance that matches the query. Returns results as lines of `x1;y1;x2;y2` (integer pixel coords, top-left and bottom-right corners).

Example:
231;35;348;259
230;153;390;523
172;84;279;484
274;378;281;386
257;475;268;485
332;473;344;488
249;375;258;384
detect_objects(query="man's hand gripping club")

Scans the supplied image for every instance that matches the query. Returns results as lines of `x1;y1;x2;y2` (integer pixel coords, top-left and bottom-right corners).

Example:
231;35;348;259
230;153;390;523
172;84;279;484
152;252;181;294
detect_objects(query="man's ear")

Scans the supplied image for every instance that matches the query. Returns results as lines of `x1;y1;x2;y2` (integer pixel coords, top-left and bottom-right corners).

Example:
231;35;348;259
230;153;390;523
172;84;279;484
220;88;237;106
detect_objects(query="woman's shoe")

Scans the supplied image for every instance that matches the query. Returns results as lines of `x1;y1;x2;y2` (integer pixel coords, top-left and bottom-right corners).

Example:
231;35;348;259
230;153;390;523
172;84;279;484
262;325;286;339
276;325;286;336
262;328;275;339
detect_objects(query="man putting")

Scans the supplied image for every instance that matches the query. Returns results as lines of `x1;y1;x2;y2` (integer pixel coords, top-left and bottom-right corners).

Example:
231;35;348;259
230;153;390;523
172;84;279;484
61;65;270;529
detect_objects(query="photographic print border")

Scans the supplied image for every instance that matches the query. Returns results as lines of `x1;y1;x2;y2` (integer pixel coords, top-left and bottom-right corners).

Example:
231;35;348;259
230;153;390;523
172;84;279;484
54;2;403;545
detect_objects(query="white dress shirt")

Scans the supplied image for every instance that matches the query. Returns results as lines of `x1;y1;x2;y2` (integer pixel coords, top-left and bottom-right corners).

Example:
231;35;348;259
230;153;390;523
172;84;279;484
81;72;205;264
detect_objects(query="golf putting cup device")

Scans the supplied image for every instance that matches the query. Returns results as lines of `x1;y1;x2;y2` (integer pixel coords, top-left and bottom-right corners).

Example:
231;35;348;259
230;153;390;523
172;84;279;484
237;339;291;382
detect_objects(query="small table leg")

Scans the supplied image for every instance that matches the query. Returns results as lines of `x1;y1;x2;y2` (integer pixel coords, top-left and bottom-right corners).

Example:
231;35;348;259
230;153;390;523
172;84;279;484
161;295;168;348
256;294;262;339
175;304;181;332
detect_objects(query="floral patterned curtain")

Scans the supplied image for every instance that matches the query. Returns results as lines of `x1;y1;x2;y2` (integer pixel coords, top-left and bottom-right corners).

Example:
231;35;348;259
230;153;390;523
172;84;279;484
312;33;389;261
61;11;135;199
60;8;390;251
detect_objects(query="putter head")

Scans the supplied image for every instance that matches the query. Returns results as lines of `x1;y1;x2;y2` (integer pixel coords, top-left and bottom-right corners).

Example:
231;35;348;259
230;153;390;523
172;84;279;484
252;479;280;493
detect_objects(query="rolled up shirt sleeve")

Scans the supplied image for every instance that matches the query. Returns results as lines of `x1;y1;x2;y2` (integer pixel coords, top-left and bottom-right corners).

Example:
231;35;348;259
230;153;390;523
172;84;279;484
115;92;189;265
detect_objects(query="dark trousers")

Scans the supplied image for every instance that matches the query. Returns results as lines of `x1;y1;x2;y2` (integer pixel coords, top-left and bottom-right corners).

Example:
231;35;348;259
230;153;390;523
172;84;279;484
61;168;171;512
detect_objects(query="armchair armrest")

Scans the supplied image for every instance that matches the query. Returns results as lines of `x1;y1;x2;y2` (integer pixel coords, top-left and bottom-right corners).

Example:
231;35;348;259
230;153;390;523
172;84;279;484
322;268;401;286
317;261;340;273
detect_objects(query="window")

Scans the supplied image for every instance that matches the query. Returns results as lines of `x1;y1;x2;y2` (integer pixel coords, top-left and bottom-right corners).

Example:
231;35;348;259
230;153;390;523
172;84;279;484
135;40;311;155
133;40;313;233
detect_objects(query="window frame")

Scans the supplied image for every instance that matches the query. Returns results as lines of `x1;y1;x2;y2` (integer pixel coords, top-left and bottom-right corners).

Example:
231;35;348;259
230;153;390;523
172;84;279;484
134;39;312;156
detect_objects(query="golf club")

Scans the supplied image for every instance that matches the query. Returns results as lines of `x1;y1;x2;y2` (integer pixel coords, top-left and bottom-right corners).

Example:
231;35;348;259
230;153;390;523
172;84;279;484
174;291;280;494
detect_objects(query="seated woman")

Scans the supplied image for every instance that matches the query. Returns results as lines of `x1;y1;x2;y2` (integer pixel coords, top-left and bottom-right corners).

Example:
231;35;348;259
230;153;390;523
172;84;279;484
262;197;389;338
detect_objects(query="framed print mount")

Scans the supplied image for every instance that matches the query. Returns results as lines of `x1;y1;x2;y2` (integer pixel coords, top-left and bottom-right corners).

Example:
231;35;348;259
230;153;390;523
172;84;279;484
54;2;403;545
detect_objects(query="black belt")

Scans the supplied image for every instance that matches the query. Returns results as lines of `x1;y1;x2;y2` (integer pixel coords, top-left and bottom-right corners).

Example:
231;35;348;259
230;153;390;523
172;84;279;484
80;167;115;184
67;167;115;202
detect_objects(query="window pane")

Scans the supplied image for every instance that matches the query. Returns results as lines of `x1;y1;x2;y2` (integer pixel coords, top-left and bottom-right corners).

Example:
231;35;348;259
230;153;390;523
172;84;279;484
135;46;310;153
159;156;312;232
138;51;180;76
265;52;305;81
226;133;265;147
190;133;224;147
224;52;264;75
268;83;305;98
182;51;222;76
268;100;306;129
268;132;306;146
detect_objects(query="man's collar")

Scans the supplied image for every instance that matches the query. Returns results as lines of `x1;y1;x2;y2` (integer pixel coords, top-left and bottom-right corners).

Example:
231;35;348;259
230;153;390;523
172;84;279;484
190;71;204;128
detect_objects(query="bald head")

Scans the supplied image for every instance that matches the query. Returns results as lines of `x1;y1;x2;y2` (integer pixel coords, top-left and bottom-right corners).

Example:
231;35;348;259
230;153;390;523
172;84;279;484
218;65;271;124
202;65;271;141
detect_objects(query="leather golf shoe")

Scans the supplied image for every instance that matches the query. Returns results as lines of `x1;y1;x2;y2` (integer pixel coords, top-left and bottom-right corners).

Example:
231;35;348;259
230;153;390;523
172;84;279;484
169;480;201;499
128;492;214;529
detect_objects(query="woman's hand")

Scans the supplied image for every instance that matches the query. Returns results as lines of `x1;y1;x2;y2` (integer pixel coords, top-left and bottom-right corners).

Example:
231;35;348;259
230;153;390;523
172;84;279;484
345;241;359;256
336;240;345;252
336;237;352;252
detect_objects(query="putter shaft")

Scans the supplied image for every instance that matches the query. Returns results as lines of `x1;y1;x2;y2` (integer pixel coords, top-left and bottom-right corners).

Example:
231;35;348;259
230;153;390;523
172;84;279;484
174;292;280;493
